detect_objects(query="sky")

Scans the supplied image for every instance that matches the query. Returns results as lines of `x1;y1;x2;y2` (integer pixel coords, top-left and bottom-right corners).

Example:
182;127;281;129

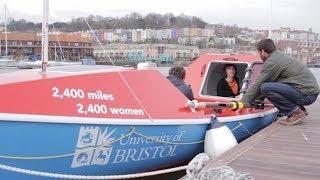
0;0;319;33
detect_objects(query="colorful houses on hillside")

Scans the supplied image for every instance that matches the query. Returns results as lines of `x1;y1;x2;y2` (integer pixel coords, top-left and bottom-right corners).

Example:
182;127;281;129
94;44;199;62
1;25;319;63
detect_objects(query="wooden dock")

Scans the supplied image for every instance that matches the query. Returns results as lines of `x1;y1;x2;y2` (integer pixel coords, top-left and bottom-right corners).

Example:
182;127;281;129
181;99;320;180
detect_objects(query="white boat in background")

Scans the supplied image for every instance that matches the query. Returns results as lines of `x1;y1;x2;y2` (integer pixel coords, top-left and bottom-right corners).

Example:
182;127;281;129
17;60;83;69
16;60;43;69
52;61;83;66
0;57;16;67
0;5;17;68
137;61;158;69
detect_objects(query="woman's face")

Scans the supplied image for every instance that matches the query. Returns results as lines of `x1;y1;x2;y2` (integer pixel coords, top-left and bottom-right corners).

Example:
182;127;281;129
226;66;236;77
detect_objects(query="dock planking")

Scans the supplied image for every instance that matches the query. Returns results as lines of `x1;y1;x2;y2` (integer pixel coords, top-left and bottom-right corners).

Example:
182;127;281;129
181;99;320;180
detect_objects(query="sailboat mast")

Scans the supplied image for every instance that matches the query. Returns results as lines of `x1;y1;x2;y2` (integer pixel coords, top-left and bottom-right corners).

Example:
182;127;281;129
54;43;57;61
4;4;8;56
41;0;49;73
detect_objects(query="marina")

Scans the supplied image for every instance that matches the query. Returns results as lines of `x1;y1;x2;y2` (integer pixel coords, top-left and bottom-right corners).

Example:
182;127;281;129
0;0;319;179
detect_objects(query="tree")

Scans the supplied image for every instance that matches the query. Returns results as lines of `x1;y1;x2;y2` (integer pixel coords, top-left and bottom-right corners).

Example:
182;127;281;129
214;42;228;49
196;39;207;49
191;17;207;28
5;12;209;32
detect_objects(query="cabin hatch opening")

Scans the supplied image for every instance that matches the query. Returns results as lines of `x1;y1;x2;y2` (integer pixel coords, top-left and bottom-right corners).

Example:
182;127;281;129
200;62;248;97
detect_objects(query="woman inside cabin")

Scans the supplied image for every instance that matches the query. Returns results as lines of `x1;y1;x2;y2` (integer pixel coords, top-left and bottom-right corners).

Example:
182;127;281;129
217;64;240;97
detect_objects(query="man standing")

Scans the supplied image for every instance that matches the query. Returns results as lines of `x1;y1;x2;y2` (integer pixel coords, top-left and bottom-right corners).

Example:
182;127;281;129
241;38;319;125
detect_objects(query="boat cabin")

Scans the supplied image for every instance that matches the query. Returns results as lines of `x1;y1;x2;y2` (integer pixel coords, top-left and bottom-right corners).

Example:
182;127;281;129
185;54;264;101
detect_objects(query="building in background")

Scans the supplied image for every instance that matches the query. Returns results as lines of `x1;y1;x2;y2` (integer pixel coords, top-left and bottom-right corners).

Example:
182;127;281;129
0;32;93;61
94;43;199;63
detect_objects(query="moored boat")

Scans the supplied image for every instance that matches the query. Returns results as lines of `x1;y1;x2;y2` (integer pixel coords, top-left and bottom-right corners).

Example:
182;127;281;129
0;68;210;179
0;53;278;179
0;0;278;177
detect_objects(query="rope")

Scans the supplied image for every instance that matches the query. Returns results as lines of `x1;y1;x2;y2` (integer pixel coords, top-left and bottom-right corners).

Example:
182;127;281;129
49;15;67;62
83;17;154;122
230;123;242;131
186;153;210;178
3;4;29;60
194;166;254;180
0;163;187;179
186;153;254;180
231;109;279;137
240;122;254;136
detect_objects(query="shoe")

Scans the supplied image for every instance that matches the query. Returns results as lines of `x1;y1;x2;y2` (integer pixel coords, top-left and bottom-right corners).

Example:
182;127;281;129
278;107;306;125
277;112;286;117
301;106;309;116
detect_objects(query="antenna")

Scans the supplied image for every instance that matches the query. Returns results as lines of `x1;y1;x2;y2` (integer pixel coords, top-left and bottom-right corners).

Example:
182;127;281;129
268;0;272;39
4;4;8;56
41;0;49;73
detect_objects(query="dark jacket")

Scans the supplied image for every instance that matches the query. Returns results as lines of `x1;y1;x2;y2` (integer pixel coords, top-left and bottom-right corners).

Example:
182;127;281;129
217;78;240;97
242;50;320;106
167;75;194;100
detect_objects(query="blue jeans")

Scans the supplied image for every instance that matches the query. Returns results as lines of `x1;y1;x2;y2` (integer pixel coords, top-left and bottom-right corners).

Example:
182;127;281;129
260;82;319;116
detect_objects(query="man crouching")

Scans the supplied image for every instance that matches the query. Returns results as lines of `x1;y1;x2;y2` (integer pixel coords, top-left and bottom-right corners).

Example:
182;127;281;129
241;38;319;125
